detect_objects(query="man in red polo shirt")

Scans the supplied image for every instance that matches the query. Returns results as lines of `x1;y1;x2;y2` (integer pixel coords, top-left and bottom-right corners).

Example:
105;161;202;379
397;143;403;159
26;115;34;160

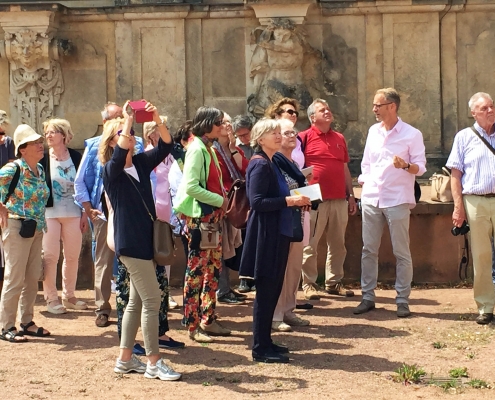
299;99;357;300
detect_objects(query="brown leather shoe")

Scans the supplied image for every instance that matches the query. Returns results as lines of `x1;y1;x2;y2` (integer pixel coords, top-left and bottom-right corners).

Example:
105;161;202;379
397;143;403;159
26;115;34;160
325;282;354;297
476;313;493;325
95;314;109;328
303;284;321;300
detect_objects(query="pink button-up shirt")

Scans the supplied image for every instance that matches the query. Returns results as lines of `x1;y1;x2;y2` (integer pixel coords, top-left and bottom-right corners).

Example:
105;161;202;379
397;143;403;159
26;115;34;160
358;118;426;208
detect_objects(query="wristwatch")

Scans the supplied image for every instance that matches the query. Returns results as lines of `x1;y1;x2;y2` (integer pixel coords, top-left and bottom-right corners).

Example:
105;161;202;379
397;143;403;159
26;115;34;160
403;163;410;171
231;150;239;156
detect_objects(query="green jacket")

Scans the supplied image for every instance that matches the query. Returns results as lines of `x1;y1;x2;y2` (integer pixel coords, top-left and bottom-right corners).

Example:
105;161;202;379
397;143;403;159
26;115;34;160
173;136;224;218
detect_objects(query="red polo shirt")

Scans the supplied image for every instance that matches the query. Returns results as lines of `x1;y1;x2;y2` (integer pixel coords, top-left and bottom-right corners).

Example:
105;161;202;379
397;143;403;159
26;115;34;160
299;125;349;200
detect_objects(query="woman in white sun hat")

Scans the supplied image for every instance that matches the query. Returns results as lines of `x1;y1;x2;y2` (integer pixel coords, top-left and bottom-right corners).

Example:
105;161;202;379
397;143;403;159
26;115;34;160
0;124;51;343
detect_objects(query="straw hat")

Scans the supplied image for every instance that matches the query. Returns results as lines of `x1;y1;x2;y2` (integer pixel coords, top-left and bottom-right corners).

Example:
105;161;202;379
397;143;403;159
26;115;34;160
13;124;43;156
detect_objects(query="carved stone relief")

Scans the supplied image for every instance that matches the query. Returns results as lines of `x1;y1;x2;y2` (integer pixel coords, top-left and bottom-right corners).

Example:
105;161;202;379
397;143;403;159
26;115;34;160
0;23;69;132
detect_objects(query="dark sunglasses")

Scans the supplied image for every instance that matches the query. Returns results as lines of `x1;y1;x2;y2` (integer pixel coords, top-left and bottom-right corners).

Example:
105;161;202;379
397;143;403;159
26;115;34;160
117;128;135;136
213;120;223;127
281;109;299;118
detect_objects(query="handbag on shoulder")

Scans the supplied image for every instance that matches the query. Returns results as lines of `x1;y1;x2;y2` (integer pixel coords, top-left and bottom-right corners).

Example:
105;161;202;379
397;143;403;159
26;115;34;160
225;179;249;229
429;167;453;203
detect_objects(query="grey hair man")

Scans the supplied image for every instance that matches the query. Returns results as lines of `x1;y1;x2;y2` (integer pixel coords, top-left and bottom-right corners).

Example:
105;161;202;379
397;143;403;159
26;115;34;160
233;115;254;160
446;92;495;325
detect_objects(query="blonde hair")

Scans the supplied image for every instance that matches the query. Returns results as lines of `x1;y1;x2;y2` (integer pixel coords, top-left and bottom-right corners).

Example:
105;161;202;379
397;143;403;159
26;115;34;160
43;118;74;145
98;118;124;165
250;118;281;152
143;115;168;144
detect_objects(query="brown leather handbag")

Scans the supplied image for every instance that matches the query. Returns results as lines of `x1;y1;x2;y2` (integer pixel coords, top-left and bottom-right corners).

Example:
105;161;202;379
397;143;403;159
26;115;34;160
225;179;249;229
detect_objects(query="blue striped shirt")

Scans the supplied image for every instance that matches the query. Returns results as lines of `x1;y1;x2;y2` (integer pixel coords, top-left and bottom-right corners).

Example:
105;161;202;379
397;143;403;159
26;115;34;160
446;122;495;195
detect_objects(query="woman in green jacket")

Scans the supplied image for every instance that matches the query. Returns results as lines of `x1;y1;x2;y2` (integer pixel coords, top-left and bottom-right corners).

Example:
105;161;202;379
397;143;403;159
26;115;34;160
174;106;231;343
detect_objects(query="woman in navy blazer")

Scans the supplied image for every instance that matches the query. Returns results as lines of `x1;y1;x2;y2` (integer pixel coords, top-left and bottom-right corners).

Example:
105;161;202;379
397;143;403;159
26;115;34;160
239;118;310;364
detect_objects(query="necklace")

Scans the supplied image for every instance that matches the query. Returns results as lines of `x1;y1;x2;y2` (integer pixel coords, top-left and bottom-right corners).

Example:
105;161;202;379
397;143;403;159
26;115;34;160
50;148;69;161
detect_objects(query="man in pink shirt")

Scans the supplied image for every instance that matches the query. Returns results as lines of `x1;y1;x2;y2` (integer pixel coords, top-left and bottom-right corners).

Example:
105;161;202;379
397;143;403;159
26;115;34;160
355;88;426;317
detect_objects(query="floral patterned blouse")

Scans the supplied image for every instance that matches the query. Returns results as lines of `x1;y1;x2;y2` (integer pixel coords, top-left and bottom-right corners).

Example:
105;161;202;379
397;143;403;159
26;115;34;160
0;159;49;231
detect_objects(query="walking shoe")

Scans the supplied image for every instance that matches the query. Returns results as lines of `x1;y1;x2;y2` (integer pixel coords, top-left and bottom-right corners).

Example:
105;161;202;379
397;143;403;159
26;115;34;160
168;296;179;310
200;320;231;336
114;354;147;374
133;343;146;356
47;301;66;315
271;321;292;332
189;329;214;343
325;282;354;297
217;291;245;305
353;300;375;314
272;343;289;353
253;350;289;364
63;299;88;310
95;314;110;327
397;303;411;318
144;359;182;381
159;337;185;349
303;284;321;300
476;313;493;325
295;302;314;310
237;279;251;293
231;290;248;301
284;315;310;327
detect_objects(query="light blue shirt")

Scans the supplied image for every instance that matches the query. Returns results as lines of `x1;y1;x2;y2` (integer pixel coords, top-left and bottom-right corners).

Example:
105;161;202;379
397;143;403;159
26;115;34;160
446;122;495;195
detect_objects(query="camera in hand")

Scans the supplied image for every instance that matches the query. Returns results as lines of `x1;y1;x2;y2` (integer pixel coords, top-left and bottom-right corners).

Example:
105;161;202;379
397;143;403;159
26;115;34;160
451;220;470;236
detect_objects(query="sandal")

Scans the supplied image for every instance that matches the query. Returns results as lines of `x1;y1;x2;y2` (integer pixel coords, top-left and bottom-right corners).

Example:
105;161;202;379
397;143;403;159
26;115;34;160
20;321;51;337
0;327;28;343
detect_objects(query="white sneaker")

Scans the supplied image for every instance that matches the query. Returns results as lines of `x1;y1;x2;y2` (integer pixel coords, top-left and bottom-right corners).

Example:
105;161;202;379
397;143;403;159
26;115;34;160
144;359;182;381
271;321;292;332
168;296;178;310
114;354;147;374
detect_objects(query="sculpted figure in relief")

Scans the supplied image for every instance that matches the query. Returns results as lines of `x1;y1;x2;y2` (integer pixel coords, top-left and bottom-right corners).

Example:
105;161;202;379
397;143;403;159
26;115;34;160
248;18;323;120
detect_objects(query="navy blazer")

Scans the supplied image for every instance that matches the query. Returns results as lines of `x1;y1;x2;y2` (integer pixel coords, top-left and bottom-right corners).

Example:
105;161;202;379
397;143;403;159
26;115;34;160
41;148;82;208
239;151;289;279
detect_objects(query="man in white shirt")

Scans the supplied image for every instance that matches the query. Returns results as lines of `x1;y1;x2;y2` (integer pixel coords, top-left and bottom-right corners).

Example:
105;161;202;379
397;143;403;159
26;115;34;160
354;88;426;317
447;92;495;325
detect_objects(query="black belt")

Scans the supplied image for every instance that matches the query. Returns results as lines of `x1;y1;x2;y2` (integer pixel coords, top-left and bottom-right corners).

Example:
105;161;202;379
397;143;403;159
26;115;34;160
476;194;495;198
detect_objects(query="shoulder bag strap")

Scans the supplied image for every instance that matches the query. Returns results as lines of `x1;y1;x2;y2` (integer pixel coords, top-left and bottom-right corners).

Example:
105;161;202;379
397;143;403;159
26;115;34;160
470;126;495;156
125;173;154;222
4;162;21;205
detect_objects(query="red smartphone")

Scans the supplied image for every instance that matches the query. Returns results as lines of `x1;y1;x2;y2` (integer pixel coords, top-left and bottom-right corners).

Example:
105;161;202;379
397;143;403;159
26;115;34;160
128;100;154;123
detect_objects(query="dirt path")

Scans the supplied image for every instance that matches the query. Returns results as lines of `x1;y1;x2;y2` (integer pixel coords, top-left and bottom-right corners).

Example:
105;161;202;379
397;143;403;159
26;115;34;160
1;287;494;399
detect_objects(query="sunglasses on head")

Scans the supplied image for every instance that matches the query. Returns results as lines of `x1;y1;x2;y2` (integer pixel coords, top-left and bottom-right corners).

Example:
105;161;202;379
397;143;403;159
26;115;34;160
117;128;135;136
281;109;299;118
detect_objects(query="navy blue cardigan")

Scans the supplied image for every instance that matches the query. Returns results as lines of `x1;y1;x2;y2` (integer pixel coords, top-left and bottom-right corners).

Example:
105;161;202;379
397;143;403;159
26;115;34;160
103;138;172;260
239;151;290;279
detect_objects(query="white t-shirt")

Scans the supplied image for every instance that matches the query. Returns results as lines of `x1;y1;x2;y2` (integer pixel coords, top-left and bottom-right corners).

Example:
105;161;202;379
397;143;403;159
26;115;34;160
46;157;81;219
125;165;140;182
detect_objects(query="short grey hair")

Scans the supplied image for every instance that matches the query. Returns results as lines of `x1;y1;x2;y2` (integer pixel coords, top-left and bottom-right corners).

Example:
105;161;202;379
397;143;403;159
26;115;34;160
279;118;296;133
101;101;118;121
232;115;253;133
376;88;401;112
469;92;493;111
223;112;231;122
307;98;329;124
143;115;167;143
250;118;281;152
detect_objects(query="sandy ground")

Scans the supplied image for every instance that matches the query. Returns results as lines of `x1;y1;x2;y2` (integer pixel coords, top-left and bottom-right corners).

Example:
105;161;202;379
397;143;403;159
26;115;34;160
1;286;494;400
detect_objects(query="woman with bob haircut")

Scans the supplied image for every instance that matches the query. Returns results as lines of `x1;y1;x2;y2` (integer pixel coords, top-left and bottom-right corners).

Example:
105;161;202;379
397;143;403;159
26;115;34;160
174;106;231;343
40;118;88;315
239;118;310;363
100;101;181;381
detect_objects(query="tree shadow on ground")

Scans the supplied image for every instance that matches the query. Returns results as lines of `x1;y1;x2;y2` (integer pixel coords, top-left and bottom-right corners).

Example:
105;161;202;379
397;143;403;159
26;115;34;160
300;323;410;339
53;330;120;351
316;294;440;306
292;352;402;372
338;306;471;322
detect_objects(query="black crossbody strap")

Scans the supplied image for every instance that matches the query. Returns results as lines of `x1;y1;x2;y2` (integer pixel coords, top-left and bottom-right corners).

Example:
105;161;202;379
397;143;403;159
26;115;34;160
470;126;495;156
3;161;21;205
125;172;154;222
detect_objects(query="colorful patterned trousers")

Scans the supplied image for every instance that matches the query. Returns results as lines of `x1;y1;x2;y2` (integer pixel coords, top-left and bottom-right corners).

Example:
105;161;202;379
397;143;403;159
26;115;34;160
183;213;222;332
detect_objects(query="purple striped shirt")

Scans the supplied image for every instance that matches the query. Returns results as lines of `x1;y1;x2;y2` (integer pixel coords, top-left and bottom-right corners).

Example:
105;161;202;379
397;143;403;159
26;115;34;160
446;122;495;195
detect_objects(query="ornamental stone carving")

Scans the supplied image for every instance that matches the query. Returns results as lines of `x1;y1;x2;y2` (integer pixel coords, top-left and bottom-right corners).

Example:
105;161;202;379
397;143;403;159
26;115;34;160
0;12;69;131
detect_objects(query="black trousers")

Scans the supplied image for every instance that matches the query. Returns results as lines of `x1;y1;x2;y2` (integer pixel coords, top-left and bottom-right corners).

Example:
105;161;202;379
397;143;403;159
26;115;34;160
252;235;291;355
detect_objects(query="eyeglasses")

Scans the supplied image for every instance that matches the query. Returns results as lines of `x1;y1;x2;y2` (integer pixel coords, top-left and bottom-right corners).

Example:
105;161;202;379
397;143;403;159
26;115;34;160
214;120;223;127
372;102;393;109
44;130;62;136
222;121;232;126
236;132;250;139
281;130;297;137
117;128;135;136
281;109;299;118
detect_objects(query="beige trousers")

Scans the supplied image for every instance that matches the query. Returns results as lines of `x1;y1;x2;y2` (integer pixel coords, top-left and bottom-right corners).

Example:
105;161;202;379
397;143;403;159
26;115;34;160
301;199;348;289
0;219;43;330
92;218;114;315
273;240;305;321
464;195;495;314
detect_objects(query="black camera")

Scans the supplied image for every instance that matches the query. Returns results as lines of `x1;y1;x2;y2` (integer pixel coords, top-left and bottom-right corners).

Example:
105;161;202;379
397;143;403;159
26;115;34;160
451;220;470;236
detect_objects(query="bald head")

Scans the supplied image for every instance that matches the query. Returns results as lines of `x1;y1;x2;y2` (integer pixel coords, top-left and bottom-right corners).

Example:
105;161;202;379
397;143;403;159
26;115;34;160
101;102;123;123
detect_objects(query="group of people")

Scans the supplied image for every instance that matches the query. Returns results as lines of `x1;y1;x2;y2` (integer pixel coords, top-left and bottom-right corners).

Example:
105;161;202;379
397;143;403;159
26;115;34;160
0;87;493;379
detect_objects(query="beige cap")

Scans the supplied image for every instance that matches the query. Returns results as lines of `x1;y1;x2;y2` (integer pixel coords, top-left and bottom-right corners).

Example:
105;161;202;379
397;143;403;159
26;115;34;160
0;110;10;128
13;124;43;155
